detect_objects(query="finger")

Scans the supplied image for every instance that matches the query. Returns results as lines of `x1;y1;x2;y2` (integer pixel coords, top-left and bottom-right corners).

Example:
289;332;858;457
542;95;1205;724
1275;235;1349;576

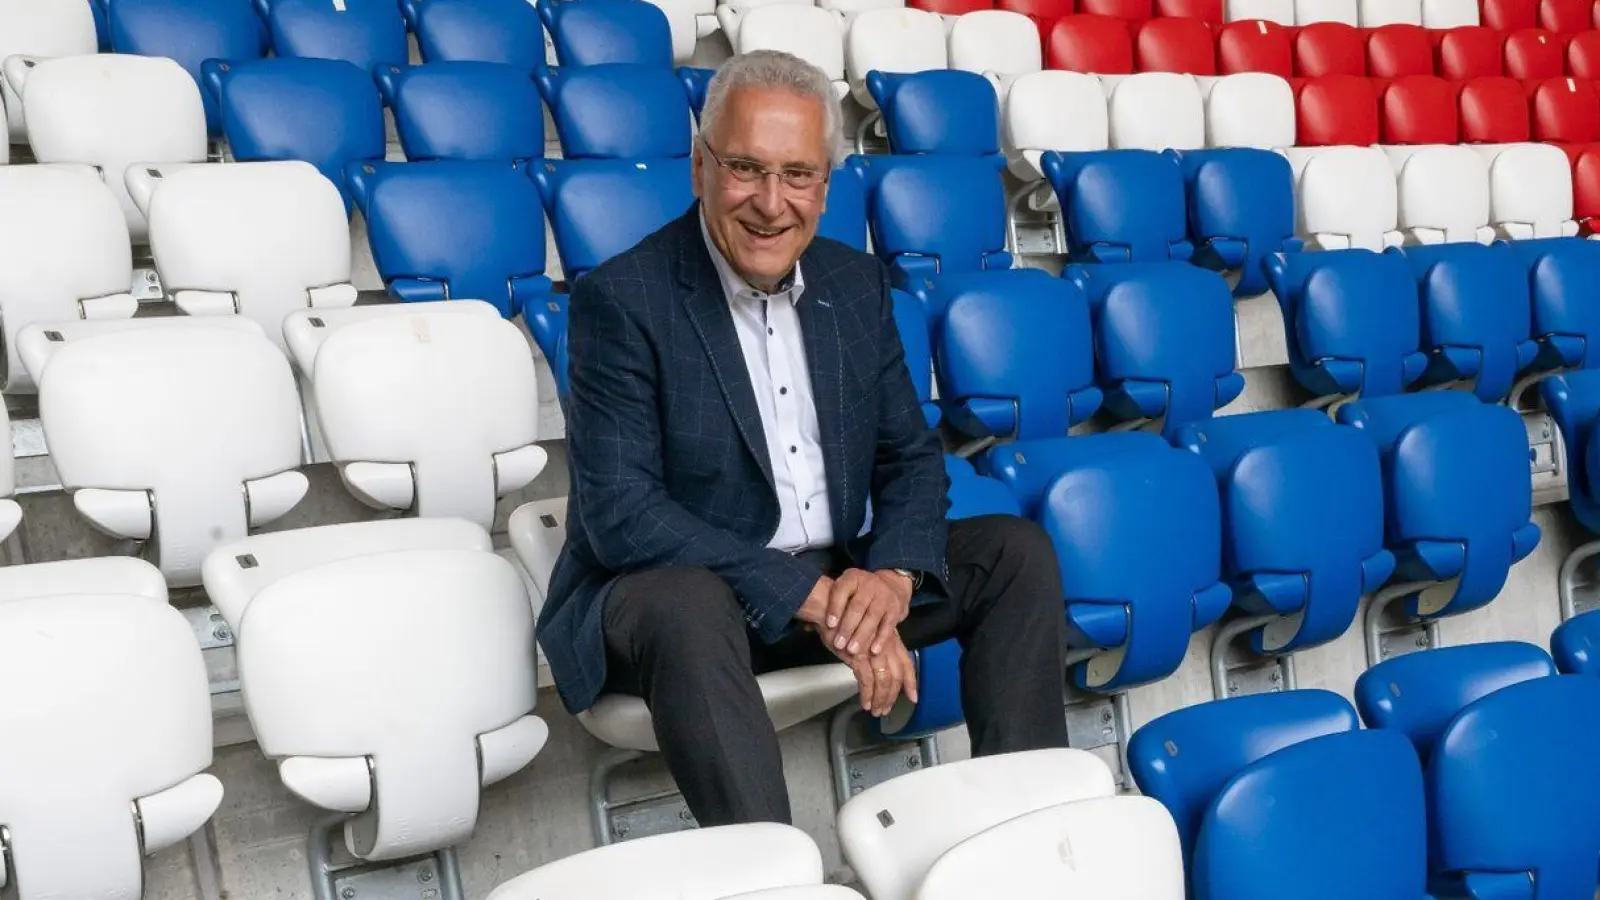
826;571;860;636
847;600;886;656
900;645;919;705
856;659;877;712
870;609;899;656
873;654;898;716
834;579;872;652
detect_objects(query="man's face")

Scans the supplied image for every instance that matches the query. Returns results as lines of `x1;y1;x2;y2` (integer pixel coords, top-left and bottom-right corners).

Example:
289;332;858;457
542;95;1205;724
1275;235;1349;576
693;85;831;293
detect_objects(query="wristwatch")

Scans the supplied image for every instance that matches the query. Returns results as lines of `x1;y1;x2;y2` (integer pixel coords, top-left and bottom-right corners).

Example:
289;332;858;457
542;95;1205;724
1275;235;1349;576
890;567;922;591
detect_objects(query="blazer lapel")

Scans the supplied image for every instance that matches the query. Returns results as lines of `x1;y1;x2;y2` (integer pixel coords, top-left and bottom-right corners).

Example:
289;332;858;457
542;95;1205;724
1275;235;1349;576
795;265;850;537
673;209;776;491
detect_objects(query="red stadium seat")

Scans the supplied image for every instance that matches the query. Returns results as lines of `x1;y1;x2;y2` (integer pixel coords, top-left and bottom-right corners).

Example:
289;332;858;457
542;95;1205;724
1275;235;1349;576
1482;0;1539;30
1217;19;1292;77
1135;17;1216;72
1047;14;1135;71
1001;0;1076;32
1504;28;1565;82
1567;28;1600;76
1532;76;1600;142
1540;0;1590;33
1296;74;1379;144
1154;0;1221;24
1079;0;1152;19
1366;24;1432;80
1293;22;1365;76
1572;145;1600;230
1380;75;1459;143
910;0;997;12
1458;76;1532;141
1436;26;1506;79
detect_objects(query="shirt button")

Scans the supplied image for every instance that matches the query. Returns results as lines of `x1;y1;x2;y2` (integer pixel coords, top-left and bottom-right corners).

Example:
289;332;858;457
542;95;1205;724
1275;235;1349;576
779;386;788;395
767;327;774;336
789;445;797;453
804;502;811;510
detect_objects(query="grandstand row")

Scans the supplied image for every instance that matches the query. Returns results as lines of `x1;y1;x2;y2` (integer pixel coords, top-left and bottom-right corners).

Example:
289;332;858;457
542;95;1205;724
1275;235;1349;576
3;0;1600;897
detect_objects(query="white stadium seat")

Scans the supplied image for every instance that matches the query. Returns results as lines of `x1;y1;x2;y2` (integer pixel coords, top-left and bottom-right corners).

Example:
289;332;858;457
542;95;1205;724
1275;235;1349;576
201;518;547;884
1294;0;1358;24
1003;70;1110;181
1421;0;1478;27
837;749;1118;900
1293;145;1404;250
0;556;168;604
917;796;1186;900
26;319;308;587
131;161;359;347
818;0;903;25
1386;145;1495;245
736;5;850;99
485;823;826;900
282;301;547;530
0;164;137;393
5;54;208;243
725;889;867;899
0;0;98;145
716;0;814;50
0;571;220;900
0;401;20;544
1474;143;1581;239
1206;73;1296;148
1225;0;1294;24
650;0;704;61
1109;73;1206;151
949;10;1042;78
846;7;948;108
1359;0;1422;26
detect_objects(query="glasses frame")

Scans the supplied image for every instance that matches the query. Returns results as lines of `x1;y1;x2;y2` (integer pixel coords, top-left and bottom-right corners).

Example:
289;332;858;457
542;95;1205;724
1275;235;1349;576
699;138;831;192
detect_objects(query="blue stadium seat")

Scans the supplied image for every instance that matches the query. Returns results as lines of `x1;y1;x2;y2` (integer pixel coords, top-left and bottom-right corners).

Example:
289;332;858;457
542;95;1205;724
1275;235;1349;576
415;0;546;74
1553;609;1600;674
1068;263;1243;438
537;0;675;68
1392;243;1537;403
854;154;1012;305
892;289;940;428
1542;369;1600;531
1173;410;1394;655
865;70;1001;158
530;157;694;282
104;0;269;135
679;66;713;116
1506;236;1600;371
1355;642;1555;763
1263;250;1428;399
1335;391;1540;622
936;268;1100;442
204;58;385;208
1129;689;1361;877
535;63;691;159
988;433;1231;692
818;162;868;253
1172;148;1300;297
377;62;543;164
1042;150;1194;264
258;0;408;73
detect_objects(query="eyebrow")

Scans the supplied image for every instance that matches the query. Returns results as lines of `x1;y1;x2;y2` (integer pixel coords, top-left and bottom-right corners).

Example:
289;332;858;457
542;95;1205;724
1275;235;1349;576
723;152;825;171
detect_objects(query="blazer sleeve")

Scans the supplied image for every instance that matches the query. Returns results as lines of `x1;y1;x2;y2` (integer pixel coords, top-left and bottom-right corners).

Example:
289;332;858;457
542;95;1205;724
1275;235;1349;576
564;273;822;643
861;266;952;590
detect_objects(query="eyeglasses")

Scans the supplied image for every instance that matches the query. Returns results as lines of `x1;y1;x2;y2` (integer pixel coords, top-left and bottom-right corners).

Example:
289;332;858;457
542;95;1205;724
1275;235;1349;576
701;139;828;191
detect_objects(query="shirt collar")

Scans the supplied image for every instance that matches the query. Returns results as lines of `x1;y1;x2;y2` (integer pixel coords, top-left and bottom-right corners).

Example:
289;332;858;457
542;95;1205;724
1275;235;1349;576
699;210;806;306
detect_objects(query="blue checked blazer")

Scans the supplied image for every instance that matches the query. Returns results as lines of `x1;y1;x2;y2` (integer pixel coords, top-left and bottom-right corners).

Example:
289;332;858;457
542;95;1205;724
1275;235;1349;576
541;205;952;714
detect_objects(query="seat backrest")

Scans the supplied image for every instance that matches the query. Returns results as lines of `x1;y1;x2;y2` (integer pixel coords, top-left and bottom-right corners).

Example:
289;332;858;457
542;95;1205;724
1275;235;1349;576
264;0;409;73
845;7;948;108
938;269;1099;440
1359;0;1420;25
1205;73;1295;148
1080;0;1153;17
1046;14;1135;73
950;9;1042;75
819;162;869;251
545;0;675;66
0;165;134;393
1381;75;1459;143
416;0;546;72
838;749;1117;900
1366;24;1432;78
1422;0;1479;26
535;62;689;160
1224;0;1293;23
1135;16;1216;74
0;592;220;900
1483;142;1577;238
1217;19;1292;77
531;157;694;282
917;796;1186;900
999;0;1075;30
1504;28;1564;80
1539;0;1589;32
14;54;207;243
1511;235;1600;368
1437;25;1505;79
891;290;937;426
140;160;356;347
856;154;1009;277
1156;0;1223;22
1545;369;1600;528
352;160;550;318
737;5;848;81
1395;241;1533;400
1354;641;1555;762
309;308;543;530
36;321;306;586
1458;76;1529;141
107;0;268;134
1532;76;1600;142
486;824;824;900
1293;22;1365;76
378;61;542;164
1567;29;1600;78
1483;0;1538;28
1177;147;1299;294
1296;74;1378;145
1004;71;1110;176
1045;149;1192;262
869;69;1001;156
205;57;385;207
1294;0;1357;23
1298;147;1402;252
1390;145;1492;246
1129;689;1359;875
943;454;1021;517
1192;730;1427;900
0;0;101;142
1108;72;1205;149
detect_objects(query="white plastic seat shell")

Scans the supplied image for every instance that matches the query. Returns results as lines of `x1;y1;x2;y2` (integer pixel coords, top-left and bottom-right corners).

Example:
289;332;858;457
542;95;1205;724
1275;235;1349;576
735;4;849;96
0;0;98;143
1109;73;1206;151
282;300;506;374
1473;142;1581;239
1294;145;1405;251
717;0;815;47
1294;0;1358;23
845;7;948;108
1421;0;1478;27
948;10;1042;78
1358;0;1421;26
1206;73;1296;149
0;557;166;605
1224;0;1294;23
1003;71;1109;180
1386;144;1495;244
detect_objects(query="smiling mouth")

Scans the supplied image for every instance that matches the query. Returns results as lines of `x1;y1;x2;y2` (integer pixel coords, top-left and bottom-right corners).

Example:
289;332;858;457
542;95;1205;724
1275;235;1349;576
741;222;789;239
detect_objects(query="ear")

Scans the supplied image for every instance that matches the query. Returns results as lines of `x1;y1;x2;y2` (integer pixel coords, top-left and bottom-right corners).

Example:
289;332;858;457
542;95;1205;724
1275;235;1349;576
690;145;704;200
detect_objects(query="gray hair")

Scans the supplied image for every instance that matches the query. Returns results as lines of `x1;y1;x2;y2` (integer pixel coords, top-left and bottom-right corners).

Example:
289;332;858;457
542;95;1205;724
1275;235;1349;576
698;49;844;170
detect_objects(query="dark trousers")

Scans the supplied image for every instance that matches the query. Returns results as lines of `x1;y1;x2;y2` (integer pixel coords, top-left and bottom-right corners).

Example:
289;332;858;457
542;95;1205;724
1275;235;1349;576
599;514;1070;826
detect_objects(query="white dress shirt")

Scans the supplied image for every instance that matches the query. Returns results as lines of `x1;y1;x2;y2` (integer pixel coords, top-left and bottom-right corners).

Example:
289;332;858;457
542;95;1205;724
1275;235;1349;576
701;216;835;553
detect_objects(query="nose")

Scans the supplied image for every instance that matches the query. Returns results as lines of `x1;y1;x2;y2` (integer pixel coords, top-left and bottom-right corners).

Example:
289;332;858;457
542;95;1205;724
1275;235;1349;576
752;173;786;219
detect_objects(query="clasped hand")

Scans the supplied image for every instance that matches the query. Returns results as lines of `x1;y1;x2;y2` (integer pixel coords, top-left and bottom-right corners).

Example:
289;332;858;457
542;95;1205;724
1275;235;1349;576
798;569;917;718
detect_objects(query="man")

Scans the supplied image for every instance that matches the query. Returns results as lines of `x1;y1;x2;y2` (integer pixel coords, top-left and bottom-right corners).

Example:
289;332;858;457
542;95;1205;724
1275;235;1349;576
540;49;1069;827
